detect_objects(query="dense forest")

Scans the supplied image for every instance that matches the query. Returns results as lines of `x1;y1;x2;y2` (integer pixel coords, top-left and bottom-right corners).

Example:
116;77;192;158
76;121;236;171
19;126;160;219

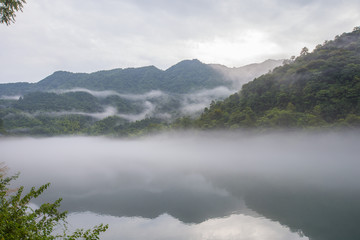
189;27;360;129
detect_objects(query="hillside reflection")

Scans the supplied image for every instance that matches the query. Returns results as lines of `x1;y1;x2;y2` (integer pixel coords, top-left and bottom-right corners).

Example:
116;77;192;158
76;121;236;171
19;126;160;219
1;130;360;240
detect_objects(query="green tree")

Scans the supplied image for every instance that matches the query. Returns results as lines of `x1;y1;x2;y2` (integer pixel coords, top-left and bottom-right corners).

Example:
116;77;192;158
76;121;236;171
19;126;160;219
0;165;108;239
0;118;4;134
0;0;26;25
300;47;309;56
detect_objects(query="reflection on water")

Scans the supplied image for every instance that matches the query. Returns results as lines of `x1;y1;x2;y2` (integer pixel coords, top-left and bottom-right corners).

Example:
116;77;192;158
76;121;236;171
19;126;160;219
65;212;308;240
1;131;360;240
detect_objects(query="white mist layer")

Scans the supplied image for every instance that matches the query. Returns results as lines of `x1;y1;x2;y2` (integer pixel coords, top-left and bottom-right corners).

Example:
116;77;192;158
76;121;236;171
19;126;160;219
1;131;360;239
46;86;235;119
2;131;360;198
179;86;236;115
53;88;166;100
0;95;21;100
29;101;155;121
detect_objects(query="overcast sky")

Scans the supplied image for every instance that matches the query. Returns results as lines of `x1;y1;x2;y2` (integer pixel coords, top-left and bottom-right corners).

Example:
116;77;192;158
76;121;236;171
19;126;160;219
0;0;359;83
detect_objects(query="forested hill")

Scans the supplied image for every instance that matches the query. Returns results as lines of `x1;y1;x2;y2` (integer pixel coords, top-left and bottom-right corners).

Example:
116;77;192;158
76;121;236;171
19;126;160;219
0;59;282;136
0;60;226;95
0;59;282;97
194;27;360;129
35;60;229;94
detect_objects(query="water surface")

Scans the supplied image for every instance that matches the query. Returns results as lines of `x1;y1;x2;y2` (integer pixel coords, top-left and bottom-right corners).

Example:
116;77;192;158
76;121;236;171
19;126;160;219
1;131;359;240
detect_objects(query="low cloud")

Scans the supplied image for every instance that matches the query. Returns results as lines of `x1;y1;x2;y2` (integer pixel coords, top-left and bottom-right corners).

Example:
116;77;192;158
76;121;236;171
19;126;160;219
47;87;234;119
34;106;118;120
179;87;235;115
0;95;21;100
116;101;155;121
53;88;167;100
28;101;156;121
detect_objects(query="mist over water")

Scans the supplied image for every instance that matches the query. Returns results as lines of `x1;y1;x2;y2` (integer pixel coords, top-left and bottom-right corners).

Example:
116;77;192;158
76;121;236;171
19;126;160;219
1;130;360;240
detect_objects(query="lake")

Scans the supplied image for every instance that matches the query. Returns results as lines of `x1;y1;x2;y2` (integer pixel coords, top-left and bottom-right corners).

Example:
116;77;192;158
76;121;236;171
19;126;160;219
1;130;360;240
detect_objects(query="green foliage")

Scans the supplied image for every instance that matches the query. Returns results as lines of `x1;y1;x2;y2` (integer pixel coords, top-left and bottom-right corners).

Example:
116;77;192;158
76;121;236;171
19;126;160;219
88;116;127;135
113;118;168;137
172;116;194;129
14;92;103;113
0;0;26;25
0;59;229;96
162;59;227;92
0;170;108;239
195;28;360;130
0;118;5;134
0;82;32;97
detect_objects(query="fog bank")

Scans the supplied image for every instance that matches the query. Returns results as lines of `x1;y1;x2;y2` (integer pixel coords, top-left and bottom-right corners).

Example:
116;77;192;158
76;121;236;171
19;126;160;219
1;131;360;239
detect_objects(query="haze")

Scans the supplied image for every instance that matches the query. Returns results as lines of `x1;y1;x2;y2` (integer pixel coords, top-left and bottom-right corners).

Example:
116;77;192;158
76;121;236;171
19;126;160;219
1;131;360;240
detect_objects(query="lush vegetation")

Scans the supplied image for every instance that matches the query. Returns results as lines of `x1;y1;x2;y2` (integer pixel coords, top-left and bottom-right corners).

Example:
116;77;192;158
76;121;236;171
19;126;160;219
0;59;229;96
0;164;108;239
0;90;177;136
14;92;103;113
192;27;360;129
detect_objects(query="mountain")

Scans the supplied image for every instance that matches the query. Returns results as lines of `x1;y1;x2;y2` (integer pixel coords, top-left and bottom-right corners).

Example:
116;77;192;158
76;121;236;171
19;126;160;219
0;59;281;135
194;28;360;129
210;59;283;89
0;59;282;96
0;60;227;96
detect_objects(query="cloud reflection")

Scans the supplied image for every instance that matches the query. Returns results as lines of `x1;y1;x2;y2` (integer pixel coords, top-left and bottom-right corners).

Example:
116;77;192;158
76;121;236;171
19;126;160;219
66;212;308;240
1;131;360;239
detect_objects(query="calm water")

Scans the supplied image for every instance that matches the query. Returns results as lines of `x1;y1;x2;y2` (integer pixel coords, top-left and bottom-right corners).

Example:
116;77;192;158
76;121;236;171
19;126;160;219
1;131;359;240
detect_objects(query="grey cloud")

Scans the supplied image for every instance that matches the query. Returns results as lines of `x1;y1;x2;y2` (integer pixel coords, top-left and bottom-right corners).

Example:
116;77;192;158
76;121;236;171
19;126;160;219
1;0;360;83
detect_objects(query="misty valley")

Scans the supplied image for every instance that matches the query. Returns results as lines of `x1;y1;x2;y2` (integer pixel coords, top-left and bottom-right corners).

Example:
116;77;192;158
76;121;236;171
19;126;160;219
2;131;360;240
1;28;360;240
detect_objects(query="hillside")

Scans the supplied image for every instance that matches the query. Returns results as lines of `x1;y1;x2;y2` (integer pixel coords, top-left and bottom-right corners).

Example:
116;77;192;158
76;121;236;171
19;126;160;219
0;59;281;135
194;27;360;129
34;60;229;94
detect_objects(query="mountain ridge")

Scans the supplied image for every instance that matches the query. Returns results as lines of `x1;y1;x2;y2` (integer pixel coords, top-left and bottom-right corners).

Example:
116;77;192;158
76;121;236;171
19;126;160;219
0;58;283;135
0;59;283;96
